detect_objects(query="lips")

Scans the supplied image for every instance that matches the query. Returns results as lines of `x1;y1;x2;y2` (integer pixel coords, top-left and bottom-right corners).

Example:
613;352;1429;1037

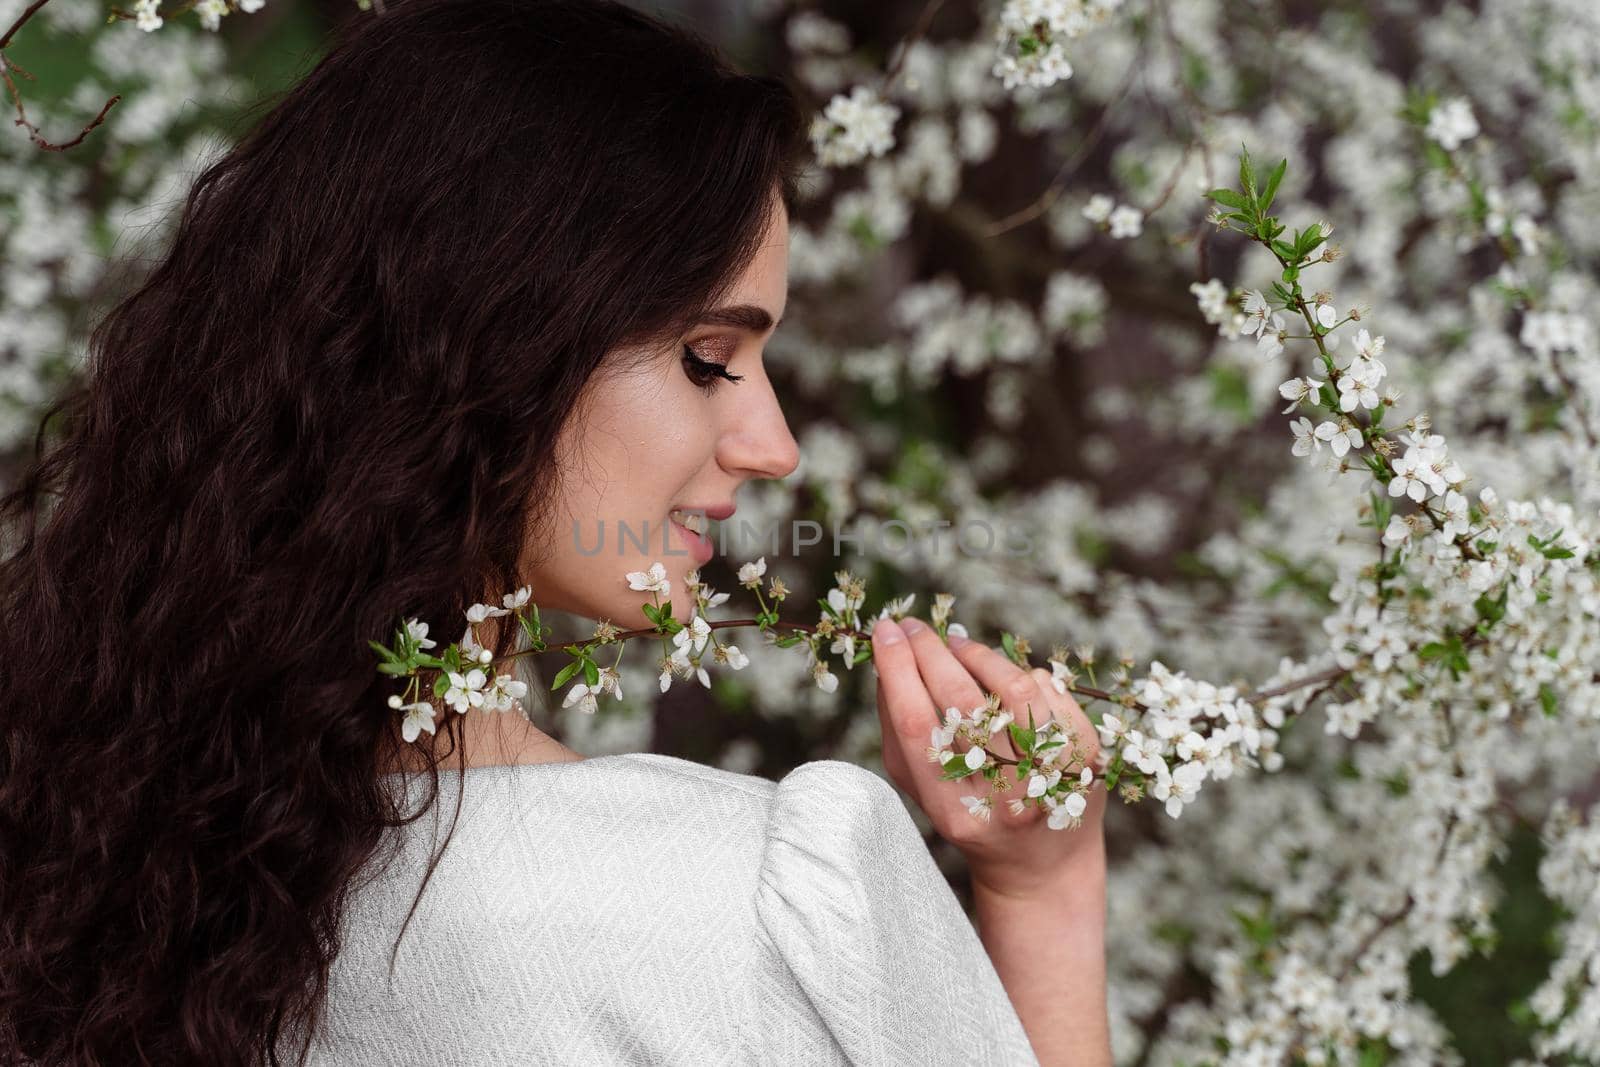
671;503;737;521
668;507;711;535
668;509;716;565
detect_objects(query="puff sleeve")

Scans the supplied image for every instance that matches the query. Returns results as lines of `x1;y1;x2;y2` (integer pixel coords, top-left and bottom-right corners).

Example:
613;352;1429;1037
752;760;1040;1066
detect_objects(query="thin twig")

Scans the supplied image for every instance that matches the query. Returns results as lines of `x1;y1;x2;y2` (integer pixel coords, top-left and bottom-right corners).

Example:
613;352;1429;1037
0;0;51;50
880;0;947;94
2;0;121;151
1245;665;1346;704
981;33;1150;238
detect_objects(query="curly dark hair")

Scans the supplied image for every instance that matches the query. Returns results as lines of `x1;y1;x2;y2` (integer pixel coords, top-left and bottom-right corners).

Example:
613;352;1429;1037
0;1;807;1062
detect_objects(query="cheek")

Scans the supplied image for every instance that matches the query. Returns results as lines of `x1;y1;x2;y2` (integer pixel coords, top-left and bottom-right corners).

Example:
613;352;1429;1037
528;389;727;623
580;369;720;520
651;414;719;480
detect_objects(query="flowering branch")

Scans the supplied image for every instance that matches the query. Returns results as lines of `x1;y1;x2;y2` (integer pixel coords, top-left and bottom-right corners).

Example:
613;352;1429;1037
372;548;1286;830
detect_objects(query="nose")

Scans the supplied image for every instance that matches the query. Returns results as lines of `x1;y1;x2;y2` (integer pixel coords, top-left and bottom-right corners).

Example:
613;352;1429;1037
719;370;800;481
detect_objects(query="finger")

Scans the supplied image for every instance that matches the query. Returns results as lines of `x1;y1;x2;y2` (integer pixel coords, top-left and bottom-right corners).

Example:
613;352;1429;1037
948;637;1100;768
943;633;1056;732
870;619;937;803
898;618;987;721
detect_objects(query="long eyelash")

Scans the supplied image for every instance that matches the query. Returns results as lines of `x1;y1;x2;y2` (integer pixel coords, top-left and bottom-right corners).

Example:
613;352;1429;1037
681;343;744;394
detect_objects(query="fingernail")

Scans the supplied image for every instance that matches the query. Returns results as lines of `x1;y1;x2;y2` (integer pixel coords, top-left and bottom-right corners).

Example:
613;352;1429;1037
947;631;970;648
873;619;905;645
900;617;927;635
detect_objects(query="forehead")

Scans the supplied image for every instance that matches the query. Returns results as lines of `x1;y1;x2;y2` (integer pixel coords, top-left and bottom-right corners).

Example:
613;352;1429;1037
723;209;788;312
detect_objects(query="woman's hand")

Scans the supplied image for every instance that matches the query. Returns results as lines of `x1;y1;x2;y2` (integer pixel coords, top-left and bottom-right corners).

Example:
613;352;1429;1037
870;616;1106;899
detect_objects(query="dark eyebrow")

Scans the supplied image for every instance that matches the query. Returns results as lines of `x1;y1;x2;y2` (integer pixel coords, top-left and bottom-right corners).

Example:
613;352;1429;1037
693;304;782;333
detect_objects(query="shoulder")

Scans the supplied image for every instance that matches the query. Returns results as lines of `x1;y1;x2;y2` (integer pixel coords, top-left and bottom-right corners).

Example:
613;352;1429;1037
562;755;903;854
759;758;917;866
365;753;785;910
752;759;1042;1066
610;750;782;804
754;757;931;922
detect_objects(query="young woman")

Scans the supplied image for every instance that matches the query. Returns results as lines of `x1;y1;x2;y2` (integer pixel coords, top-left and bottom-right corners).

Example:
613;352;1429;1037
0;1;1110;1063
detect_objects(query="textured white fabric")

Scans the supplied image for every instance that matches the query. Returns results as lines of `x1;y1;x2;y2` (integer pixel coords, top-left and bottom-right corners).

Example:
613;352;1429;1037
290;752;1039;1065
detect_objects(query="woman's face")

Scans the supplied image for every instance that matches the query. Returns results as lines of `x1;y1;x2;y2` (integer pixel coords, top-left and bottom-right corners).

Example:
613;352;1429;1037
521;202;799;627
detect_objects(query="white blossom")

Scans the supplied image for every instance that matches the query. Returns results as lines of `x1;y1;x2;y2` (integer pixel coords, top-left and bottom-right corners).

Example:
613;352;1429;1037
810;86;900;167
399;701;437;743
1108;204;1143;239
1425;96;1480;151
1278;375;1323;413
625;561;671;597
737;557;767;586
403;618;437;650
443;669;488;714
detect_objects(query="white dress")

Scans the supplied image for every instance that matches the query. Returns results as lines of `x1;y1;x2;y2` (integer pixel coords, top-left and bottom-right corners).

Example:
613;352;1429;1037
292;753;1040;1065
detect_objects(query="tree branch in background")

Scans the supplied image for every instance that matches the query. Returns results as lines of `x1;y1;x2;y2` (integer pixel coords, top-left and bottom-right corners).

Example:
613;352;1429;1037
1;0;122;151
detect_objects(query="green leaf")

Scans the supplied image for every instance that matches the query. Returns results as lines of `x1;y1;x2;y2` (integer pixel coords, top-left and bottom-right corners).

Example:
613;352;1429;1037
1008;721;1037;755
1539;684;1559;717
1238;144;1257;200
1368;491;1392;533
1417;634;1471;679
583;658;600;687
1259;158;1287;214
1473;587;1508;624
551;660;581;690
1102;751;1125;792
518;612;545;651
1230;904;1277;949
1207;188;1250;210
939;753;978;780
1357;1038;1391;1067
1209;365;1252;418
